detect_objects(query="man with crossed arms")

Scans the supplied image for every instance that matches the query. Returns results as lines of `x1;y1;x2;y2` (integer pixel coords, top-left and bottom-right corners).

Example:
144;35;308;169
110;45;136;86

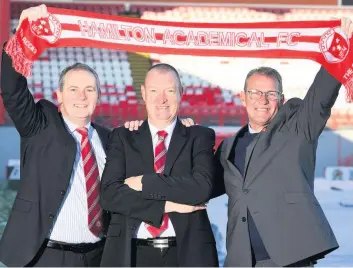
100;63;218;267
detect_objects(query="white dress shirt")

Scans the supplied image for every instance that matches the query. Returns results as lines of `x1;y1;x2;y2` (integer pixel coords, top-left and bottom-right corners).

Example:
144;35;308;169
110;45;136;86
48;117;106;243
135;118;177;239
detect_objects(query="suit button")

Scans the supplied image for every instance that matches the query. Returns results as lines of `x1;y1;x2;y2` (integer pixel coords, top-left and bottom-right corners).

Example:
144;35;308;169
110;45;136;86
61;190;66;195
243;189;249;194
49;214;55;219
242;217;246;222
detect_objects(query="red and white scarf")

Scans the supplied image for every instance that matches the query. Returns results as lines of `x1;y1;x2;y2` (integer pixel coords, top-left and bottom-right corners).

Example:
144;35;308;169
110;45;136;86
5;7;353;101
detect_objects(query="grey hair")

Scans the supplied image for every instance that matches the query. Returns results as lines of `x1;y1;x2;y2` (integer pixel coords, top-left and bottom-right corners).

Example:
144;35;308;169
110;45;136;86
146;63;182;92
244;66;283;94
59;63;101;96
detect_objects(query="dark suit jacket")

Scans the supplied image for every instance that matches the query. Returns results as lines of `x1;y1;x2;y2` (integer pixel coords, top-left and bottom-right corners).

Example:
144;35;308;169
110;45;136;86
100;120;219;267
0;47;110;267
214;67;340;266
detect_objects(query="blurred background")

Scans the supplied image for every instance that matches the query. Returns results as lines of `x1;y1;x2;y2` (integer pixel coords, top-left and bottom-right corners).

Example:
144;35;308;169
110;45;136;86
0;0;352;266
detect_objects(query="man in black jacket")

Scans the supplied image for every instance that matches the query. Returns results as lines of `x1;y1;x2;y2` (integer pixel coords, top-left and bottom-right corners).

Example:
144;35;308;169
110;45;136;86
100;63;219;267
0;5;110;267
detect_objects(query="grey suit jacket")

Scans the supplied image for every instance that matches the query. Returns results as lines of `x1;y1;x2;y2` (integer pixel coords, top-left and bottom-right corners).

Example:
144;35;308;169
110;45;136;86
214;67;340;267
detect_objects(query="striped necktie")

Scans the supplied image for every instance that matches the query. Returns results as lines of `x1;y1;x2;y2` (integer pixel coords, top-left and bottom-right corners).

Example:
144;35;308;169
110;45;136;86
145;130;169;237
76;127;103;237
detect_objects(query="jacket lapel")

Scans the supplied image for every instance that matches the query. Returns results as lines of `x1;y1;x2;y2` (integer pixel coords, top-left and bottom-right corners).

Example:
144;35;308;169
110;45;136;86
243;133;261;178
134;121;155;173
244;113;289;188
223;126;245;186
56;113;77;153
164;120;187;175
54;114;78;190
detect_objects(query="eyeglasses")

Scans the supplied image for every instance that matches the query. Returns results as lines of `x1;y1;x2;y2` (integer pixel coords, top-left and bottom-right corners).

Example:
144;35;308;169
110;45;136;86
245;89;281;101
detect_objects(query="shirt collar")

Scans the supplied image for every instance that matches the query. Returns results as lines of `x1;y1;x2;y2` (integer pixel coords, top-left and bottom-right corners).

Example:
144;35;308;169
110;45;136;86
62;116;92;135
148;118;177;140
248;123;263;134
248;123;268;134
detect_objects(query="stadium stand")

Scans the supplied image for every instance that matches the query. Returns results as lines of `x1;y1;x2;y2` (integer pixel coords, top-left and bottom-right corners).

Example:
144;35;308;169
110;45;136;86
4;2;353;131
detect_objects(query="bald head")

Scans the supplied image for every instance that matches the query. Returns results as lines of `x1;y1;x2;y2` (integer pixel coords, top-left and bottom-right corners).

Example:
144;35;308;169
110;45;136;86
144;63;182;93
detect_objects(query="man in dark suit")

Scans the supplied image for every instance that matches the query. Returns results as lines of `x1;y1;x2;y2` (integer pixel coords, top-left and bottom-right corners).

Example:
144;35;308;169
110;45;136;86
0;5;110;267
213;18;353;267
100;63;218;267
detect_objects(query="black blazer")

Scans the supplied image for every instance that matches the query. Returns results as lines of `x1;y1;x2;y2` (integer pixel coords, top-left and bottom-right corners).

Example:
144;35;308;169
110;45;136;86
0;47;110;267
100;120;219;267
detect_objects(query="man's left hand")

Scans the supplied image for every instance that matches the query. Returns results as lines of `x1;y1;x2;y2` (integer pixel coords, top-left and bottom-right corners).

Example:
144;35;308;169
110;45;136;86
124;175;143;191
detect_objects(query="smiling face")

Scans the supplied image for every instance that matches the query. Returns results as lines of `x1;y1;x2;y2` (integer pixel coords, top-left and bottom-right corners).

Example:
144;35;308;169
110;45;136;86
141;68;182;128
56;69;99;127
240;73;282;131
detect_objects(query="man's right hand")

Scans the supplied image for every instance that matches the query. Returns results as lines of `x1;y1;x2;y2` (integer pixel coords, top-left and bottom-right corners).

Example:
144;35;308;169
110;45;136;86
165;201;206;213
17;4;48;31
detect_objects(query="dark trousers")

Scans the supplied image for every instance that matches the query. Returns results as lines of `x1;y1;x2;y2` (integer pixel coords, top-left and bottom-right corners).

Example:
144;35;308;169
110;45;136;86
26;241;104;267
131;244;178;267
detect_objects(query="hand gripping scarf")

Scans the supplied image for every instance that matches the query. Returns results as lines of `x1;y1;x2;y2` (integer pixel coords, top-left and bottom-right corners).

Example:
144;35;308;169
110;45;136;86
5;7;353;101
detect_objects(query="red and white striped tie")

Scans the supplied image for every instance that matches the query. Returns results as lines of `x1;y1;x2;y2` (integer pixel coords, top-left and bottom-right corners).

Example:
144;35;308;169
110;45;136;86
145;130;169;237
77;127;103;237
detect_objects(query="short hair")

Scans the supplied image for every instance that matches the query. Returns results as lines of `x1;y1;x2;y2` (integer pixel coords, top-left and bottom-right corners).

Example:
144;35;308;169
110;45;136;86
243;66;283;94
145;63;182;91
58;63;101;96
